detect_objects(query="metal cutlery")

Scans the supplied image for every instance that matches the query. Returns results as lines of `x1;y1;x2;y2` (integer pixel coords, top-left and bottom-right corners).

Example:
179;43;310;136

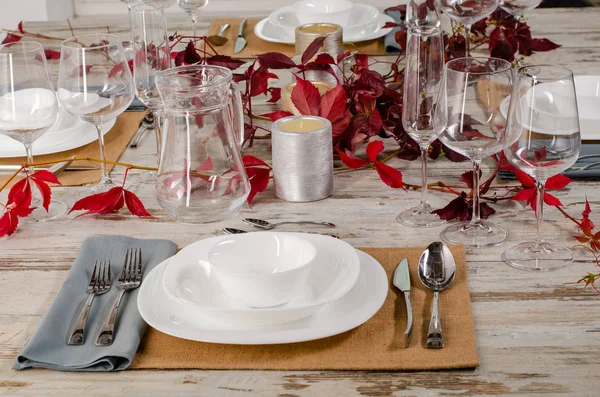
234;17;248;54
242;218;336;230
392;258;413;348
418;242;456;349
96;248;143;346
67;260;111;345
129;112;155;149
222;227;340;239
207;23;230;46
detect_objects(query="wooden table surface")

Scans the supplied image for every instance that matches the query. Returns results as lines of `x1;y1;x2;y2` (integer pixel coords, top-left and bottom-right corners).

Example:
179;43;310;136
1;8;600;397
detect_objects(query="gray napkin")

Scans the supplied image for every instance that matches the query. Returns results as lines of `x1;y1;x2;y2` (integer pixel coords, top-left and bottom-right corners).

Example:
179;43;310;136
384;10;404;54
13;236;177;371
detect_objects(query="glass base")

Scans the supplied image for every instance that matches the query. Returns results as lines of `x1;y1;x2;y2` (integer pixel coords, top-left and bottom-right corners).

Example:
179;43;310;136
502;241;573;271
441;220;508;249
396;204;446;228
22;200;68;223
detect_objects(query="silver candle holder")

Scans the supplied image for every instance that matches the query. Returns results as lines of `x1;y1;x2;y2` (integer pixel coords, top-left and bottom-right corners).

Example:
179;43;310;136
295;23;343;60
271;116;334;202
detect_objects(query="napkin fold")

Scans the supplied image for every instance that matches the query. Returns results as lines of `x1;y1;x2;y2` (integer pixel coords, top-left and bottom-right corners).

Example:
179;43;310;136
13;236;177;371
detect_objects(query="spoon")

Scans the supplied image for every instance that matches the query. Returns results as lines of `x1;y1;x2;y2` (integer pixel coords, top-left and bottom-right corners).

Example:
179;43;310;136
222;227;340;239
417;242;456;349
243;218;336;230
206;24;230;46
129;112;155;149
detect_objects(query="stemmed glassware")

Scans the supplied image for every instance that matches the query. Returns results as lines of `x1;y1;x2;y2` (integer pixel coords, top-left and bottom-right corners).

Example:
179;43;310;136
434;57;513;248
177;0;209;39
132;3;172;182
397;25;446;227
57;34;135;198
503;65;581;270
0;41;67;220
436;0;500;56
142;0;177;9
498;0;543;62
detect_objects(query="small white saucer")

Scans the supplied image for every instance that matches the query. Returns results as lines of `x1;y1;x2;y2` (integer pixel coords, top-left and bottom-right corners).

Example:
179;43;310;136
138;249;388;345
161;233;361;327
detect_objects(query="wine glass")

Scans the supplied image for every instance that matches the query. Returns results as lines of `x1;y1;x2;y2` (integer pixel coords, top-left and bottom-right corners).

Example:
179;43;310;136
132;3;172;181
503;65;581;270
434;57;513;248
177;0;209;38
142;0;177;8
57;34;135;198
499;0;543;63
436;0;500;56
397;25;446;228
0;41;67;221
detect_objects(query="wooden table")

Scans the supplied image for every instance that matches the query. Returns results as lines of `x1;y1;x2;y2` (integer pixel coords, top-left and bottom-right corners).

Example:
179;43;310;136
1;8;599;396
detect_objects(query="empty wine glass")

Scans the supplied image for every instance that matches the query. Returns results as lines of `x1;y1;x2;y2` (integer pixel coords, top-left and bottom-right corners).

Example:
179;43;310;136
178;0;209;39
57;34;135;198
503;65;581;271
397;25;446;228
436;0;500;56
434;57;513;248
132;3;171;182
0;41;67;220
499;0;543;63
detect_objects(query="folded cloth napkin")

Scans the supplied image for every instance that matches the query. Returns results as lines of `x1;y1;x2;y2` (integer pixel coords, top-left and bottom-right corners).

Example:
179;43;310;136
384;10;404;53
13;236;177;371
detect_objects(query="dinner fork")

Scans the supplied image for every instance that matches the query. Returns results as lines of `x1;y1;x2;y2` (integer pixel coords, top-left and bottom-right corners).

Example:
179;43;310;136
96;248;143;346
67;260;111;345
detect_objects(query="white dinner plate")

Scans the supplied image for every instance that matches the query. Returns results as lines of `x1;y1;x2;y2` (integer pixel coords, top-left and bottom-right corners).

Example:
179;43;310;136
138;249;388;345
0;108;116;158
161;233;361;327
254;14;394;45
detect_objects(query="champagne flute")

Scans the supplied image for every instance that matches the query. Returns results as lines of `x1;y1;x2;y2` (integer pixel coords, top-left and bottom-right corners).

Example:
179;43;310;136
397;26;446;227
0;41;67;220
132;3;172;181
503;65;581;270
57;34;135;198
434;57;512;248
498;0;543;63
436;0;499;56
177;0;209;38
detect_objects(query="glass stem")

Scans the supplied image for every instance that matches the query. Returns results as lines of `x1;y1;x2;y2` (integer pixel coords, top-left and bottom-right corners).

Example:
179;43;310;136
192;15;197;39
23;142;41;205
470;159;481;225
420;146;429;211
534;180;545;246
464;23;471;57
95;123;111;184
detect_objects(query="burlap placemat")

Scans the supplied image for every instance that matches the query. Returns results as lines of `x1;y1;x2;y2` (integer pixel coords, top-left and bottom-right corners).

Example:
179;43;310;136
207;18;388;58
132;245;479;371
0;111;146;187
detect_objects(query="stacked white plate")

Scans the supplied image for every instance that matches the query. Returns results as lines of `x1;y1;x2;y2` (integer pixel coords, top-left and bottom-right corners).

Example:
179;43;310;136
138;233;389;344
255;0;395;44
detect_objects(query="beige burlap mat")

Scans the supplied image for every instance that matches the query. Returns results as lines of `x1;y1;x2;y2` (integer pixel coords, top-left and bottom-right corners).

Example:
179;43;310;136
0;111;146;187
132;245;479;371
206;18;388;58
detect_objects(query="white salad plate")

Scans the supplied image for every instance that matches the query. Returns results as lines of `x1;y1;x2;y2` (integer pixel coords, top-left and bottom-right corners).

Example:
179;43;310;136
0;107;115;158
161;233;361;327
254;13;394;45
138;249;388;345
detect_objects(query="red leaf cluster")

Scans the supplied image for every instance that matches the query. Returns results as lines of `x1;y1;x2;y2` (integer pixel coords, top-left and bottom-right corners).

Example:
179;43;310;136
243;155;271;204
512;170;572;212
70;185;151;217
337;140;403;189
431;191;496;221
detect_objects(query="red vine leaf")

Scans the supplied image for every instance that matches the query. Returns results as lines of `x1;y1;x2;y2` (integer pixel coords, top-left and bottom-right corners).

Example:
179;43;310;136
365;140;384;162
262;110;293;122
243;155;271;168
108;62;128;78
529;38;560;52
17;21;24;34
337;149;368;169
2;33;22;44
374;161;404;189
314;53;336;65
301;36;326;65
70;185;150;218
184;40;201;64
267;87;281;103
257;52;297;69
206;55;245;70
72;65;93;77
319;85;346;123
291;77;320;116
250;67;278;97
124;190;151;217
245;167;270;204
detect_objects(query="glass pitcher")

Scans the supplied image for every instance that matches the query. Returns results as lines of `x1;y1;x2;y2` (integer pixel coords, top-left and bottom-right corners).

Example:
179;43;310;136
155;65;250;223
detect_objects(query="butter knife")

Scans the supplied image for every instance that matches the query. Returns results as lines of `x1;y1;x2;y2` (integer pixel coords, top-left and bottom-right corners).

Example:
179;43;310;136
234;17;248;54
393;258;413;348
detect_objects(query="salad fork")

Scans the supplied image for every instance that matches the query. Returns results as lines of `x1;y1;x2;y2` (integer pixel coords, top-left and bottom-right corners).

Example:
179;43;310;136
67;260;111;345
96;248;143;346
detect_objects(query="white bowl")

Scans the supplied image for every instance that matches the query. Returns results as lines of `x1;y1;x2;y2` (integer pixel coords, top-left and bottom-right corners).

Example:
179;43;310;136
295;0;354;26
207;232;317;308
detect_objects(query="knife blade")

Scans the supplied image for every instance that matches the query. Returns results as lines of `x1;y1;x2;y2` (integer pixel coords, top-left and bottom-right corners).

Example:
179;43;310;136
234;17;248;54
393;258;413;348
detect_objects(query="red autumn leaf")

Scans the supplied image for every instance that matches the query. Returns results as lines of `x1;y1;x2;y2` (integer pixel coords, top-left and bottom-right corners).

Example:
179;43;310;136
267;87;281;103
337;149;368;169
206;55;245;70
250;67;278;97
301;36;326;65
432;193;471;221
243;155;271;168
29;167;62;213
261;110;293;122
174;50;185;66
529;38;560;52
365;140;384;162
291;77;320;116
184;40;201;64
373;161;404;189
319;85;346;122
313;53;336;65
108;62;128;78
580;197;594;234
17;21;24;34
368;109;383;135
245;166;270;204
355;70;386;97
331;110;352;141
72;64;93;77
354;54;369;71
0;211;19;237
70;186;125;217
2;33;22;44
44;49;60;60
257;52;297;69
545;174;572;190
124;190;151;217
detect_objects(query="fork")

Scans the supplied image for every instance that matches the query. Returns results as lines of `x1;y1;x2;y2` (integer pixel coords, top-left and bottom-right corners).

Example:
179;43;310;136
67;260;111;345
96;248;143;346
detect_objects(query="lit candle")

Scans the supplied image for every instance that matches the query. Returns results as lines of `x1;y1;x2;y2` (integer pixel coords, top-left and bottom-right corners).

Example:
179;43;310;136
271;116;334;202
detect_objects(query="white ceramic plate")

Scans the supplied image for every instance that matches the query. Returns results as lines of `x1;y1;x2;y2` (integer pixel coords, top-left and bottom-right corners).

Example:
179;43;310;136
161;233;361;327
254;14;394;45
138;249;388;345
0;108;116;158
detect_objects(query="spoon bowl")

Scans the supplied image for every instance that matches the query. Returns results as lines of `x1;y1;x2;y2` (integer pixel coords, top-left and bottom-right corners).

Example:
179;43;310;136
243;218;336;230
